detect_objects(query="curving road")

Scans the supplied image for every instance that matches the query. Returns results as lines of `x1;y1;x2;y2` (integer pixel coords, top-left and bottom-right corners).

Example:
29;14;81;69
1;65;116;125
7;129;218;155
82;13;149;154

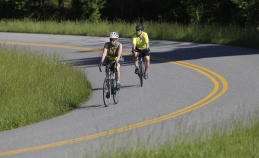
0;32;258;158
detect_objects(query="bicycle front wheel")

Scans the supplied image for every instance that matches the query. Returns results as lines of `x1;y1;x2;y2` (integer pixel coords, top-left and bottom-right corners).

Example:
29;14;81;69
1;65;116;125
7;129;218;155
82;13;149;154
113;88;120;104
103;78;111;107
139;62;143;87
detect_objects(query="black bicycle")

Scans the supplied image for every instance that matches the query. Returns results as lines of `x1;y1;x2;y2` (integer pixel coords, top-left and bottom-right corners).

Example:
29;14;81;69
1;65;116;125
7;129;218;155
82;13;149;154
134;48;147;87
99;62;120;107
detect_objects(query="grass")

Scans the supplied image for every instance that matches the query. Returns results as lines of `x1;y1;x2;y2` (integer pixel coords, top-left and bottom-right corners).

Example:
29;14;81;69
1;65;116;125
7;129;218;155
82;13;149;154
93;109;259;158
0;19;258;157
0;19;259;49
0;46;91;131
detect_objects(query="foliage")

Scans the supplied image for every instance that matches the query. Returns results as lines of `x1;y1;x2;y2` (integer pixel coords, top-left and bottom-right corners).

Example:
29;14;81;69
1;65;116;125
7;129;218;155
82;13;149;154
1;19;258;49
101;0;259;27
68;0;105;21
0;0;258;26
231;0;259;26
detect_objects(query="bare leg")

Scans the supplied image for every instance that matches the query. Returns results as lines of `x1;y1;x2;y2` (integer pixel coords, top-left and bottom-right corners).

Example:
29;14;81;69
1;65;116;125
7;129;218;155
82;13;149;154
144;56;150;71
115;63;120;82
134;52;138;67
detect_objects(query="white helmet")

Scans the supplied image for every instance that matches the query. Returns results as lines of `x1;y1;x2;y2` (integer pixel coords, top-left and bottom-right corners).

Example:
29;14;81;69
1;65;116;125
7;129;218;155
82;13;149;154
109;32;119;38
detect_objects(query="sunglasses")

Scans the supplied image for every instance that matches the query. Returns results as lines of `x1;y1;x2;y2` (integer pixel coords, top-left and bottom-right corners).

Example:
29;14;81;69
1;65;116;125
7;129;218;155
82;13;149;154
110;38;117;41
136;30;142;32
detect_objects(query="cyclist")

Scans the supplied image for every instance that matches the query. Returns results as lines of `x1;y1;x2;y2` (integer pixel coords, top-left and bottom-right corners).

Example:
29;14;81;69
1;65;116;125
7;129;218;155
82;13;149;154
99;32;123;89
132;25;150;79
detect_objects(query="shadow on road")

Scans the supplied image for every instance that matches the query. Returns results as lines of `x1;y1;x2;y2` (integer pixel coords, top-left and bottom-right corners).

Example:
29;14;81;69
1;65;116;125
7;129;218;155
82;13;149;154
92;84;140;92
76;105;104;109
65;41;259;68
67;41;259;109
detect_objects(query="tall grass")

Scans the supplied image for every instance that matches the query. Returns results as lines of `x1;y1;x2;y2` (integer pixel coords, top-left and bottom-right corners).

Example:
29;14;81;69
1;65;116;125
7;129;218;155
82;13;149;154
0;19;258;49
0;46;91;131
0;19;258;156
93;109;259;158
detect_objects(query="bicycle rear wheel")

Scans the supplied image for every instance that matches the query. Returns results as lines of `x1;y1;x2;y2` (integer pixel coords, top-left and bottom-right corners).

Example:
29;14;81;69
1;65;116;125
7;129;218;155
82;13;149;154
103;78;111;107
139;62;143;87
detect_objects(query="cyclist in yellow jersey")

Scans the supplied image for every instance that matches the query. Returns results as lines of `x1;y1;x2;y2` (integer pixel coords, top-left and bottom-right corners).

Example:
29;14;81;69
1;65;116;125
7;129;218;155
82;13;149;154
100;32;123;89
132;25;150;79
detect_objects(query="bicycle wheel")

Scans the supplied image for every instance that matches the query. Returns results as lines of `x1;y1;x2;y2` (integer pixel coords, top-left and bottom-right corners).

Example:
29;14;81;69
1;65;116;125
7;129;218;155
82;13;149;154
139;61;143;87
113;88;120;104
103;78;111;107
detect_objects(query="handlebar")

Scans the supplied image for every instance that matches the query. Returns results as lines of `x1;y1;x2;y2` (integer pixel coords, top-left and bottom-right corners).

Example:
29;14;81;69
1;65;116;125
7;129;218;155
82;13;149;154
98;62;118;73
132;48;150;57
133;48;150;53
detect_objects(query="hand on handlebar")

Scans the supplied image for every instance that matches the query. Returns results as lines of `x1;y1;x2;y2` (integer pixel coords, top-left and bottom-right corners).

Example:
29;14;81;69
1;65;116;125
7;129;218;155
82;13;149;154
98;61;103;72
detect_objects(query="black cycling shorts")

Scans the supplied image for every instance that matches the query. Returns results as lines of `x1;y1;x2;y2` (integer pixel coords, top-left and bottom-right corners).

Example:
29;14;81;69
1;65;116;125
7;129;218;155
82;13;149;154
105;60;121;72
133;48;150;57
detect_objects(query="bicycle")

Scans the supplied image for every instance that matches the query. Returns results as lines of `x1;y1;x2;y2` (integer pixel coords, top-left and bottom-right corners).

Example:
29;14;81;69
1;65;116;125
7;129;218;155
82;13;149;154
134;48;148;87
99;62;120;107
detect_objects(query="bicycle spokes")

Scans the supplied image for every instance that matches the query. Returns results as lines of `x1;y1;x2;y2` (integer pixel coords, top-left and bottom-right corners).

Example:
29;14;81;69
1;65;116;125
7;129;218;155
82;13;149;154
101;63;120;107
103;79;111;107
113;89;120;104
139;62;144;87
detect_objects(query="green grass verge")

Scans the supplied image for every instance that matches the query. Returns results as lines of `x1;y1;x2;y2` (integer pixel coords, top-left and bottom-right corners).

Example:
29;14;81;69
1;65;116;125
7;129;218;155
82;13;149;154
0;19;258;156
0;46;91;131
0;19;258;49
94;109;259;158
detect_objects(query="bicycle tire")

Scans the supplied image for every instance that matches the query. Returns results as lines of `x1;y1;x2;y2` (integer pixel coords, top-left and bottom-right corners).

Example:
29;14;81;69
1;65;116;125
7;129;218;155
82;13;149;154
113;88;120;104
139;61;143;87
103;78;111;107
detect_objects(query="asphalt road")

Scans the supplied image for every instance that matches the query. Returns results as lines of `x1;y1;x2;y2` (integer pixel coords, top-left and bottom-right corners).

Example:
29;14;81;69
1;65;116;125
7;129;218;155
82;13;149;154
0;32;258;158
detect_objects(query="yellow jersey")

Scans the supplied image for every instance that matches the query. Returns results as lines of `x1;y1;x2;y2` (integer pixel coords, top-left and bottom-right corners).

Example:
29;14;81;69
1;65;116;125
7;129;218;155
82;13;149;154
132;32;149;50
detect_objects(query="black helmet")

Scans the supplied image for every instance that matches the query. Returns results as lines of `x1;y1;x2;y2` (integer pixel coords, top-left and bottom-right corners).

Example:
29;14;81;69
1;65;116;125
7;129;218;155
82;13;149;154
136;25;144;31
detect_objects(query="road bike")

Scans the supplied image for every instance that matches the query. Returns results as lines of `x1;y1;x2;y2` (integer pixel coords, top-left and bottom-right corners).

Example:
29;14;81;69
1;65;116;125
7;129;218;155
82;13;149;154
99;62;120;107
134;48;148;87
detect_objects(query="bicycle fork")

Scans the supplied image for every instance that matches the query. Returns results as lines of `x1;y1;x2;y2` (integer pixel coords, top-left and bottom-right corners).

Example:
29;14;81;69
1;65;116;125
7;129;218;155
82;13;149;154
139;58;144;76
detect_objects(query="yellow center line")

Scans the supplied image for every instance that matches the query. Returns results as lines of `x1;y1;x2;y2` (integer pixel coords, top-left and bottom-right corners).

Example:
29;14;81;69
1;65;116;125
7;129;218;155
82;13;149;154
0;41;103;52
0;41;228;156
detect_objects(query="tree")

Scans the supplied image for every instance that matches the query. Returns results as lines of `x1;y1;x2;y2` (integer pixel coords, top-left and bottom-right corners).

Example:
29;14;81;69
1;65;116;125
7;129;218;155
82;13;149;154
58;0;65;19
69;0;105;21
231;0;259;26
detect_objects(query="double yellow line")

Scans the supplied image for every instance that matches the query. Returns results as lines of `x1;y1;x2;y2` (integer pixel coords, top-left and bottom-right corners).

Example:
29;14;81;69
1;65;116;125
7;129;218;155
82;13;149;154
0;41;228;156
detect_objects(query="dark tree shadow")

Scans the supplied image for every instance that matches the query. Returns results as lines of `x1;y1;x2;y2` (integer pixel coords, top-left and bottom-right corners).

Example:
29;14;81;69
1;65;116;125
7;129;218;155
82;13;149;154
65;41;259;67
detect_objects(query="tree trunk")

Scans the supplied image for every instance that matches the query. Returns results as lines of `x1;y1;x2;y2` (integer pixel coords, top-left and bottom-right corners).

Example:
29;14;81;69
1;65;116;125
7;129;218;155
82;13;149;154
58;0;65;20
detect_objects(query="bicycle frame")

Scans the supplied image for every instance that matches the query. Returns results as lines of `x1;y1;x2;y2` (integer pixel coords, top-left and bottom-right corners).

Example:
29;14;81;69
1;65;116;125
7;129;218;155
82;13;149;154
99;62;119;106
105;63;117;86
135;49;145;87
106;63;116;94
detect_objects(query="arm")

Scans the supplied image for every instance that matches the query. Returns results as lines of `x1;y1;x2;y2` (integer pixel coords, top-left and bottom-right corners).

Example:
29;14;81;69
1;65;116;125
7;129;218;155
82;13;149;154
145;33;149;49
100;43;108;64
132;43;136;52
132;34;137;52
146;43;149;49
116;43;122;63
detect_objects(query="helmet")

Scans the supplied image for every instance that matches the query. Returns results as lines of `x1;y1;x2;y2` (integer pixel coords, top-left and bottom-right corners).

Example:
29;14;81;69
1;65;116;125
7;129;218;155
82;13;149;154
109;32;119;38
136;25;144;31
